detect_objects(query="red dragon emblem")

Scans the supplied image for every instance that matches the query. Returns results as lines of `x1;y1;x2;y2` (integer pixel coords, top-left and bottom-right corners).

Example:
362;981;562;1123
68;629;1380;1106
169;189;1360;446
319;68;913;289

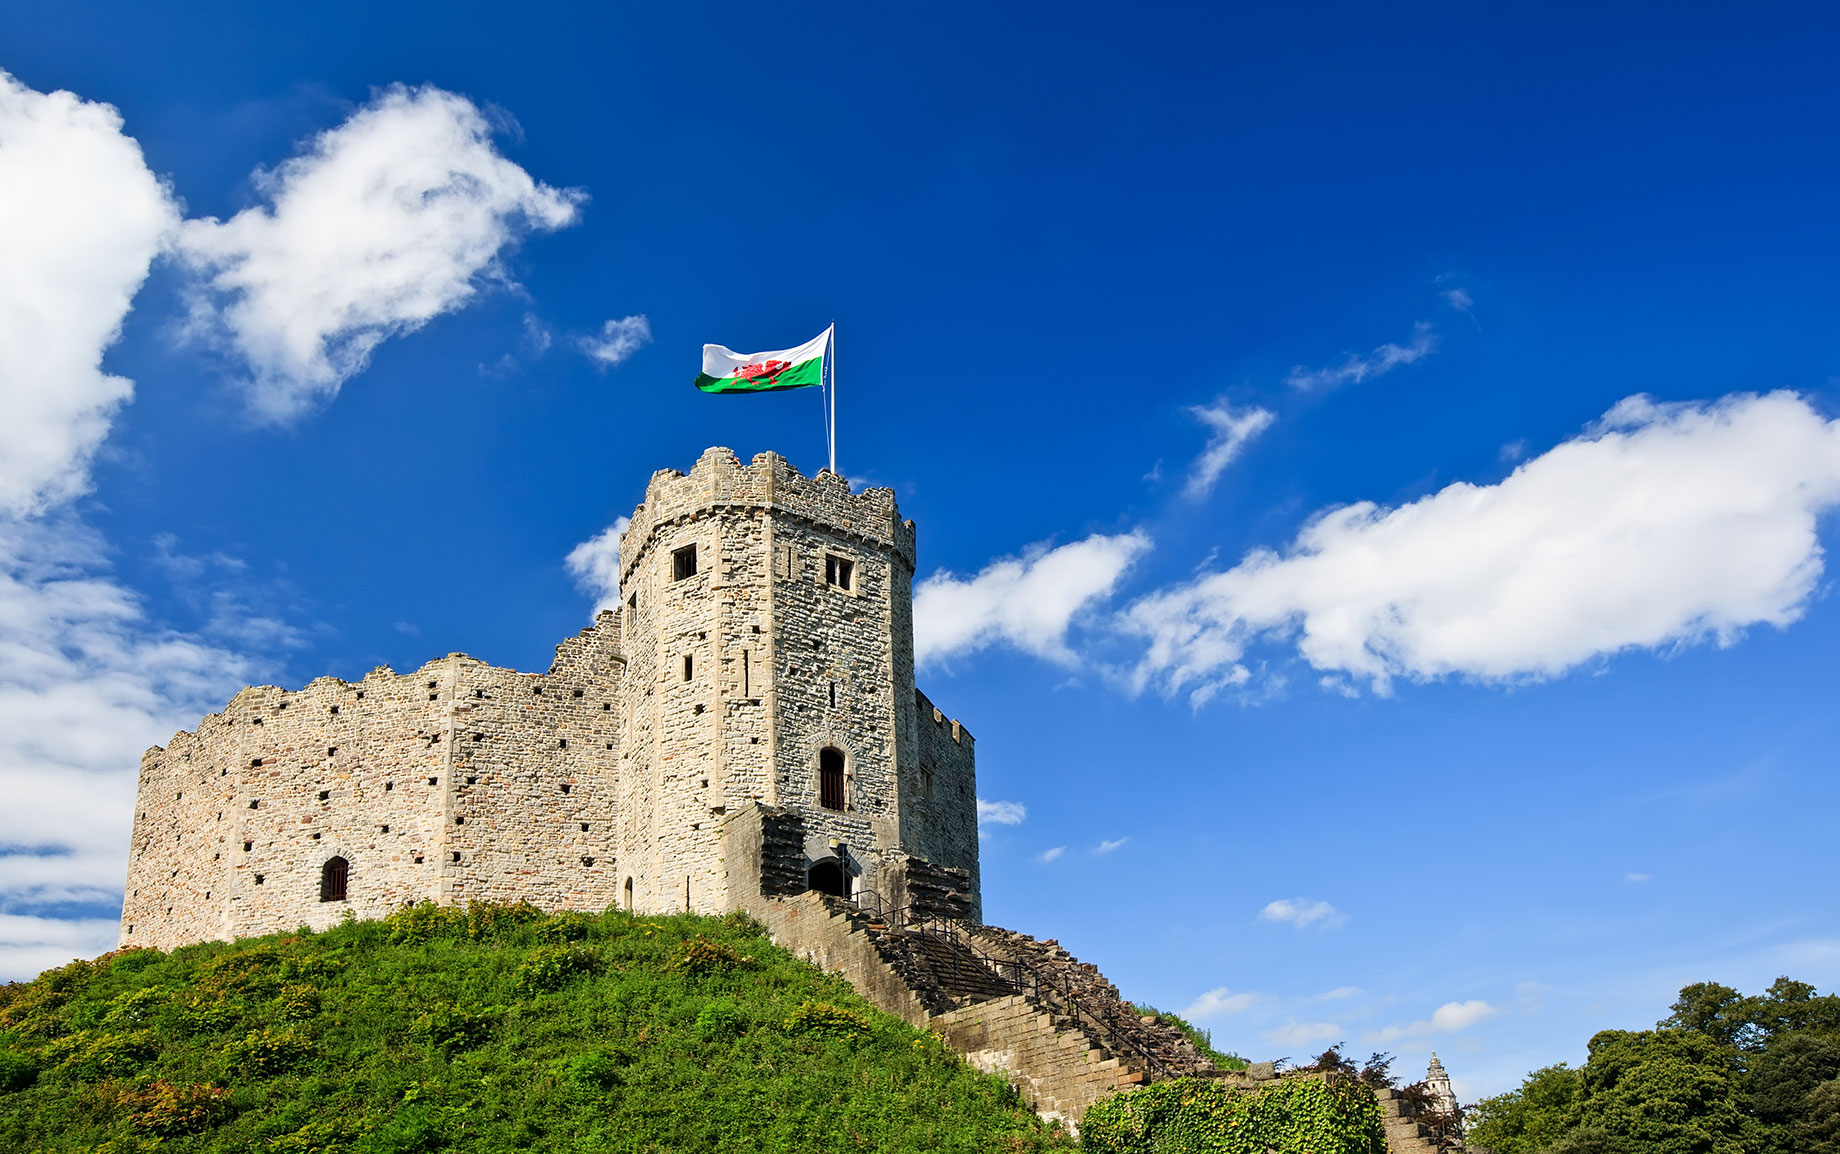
729;359;792;387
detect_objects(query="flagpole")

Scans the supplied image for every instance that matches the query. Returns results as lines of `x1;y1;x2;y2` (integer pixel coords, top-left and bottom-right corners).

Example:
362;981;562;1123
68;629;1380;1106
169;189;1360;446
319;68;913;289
828;324;837;476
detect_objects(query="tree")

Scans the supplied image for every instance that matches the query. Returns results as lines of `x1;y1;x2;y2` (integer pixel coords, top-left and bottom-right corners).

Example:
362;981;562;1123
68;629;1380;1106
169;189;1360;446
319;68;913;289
1467;1064;1584;1154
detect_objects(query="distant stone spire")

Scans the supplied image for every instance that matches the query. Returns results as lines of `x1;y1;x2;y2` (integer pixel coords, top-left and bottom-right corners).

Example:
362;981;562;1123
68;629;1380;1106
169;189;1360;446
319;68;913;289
1425;1050;1460;1119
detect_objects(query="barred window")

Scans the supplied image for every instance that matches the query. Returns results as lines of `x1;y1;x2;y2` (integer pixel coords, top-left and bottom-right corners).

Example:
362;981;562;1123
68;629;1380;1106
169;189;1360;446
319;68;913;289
819;747;845;811
320;856;349;902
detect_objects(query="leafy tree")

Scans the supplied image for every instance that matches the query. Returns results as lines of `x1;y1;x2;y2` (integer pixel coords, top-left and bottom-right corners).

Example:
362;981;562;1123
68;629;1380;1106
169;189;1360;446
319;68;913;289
1576;1028;1749;1154
1467;1064;1584;1154
1476;977;1840;1154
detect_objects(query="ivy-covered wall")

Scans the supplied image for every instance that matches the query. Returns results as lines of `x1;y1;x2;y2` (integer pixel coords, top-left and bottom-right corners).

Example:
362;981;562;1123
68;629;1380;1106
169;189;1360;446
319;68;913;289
1080;1074;1386;1154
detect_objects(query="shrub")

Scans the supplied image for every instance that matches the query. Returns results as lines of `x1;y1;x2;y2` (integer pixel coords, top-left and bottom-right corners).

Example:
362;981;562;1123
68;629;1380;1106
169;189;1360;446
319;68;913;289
410;1004;498;1052
224;1025;315;1076
1080;1075;1386;1154
674;937;753;977
276;984;321;1020
783;1000;873;1038
534;911;597;944
384;902;467;945
46;1029;159;1081
695;999;744;1040
515;944;600;993
119;1079;231;1135
0;1050;36;1092
557;1049;626;1092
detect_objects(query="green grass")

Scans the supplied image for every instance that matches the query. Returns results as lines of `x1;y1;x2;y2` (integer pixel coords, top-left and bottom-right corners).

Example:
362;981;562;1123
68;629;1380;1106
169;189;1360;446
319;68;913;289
1130;1004;1248;1072
0;903;1075;1153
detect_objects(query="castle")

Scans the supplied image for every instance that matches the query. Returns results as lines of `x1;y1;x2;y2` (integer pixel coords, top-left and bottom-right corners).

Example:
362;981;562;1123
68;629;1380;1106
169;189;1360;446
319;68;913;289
121;448;980;948
120;447;1477;1144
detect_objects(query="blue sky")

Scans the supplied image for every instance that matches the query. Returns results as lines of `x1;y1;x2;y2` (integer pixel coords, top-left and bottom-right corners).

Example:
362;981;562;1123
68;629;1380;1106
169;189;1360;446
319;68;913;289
4;1;1840;1099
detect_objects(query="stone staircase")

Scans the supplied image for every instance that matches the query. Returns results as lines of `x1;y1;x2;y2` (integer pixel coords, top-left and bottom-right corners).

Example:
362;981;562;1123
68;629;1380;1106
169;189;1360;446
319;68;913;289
1377;1086;1486;1154
745;891;1483;1149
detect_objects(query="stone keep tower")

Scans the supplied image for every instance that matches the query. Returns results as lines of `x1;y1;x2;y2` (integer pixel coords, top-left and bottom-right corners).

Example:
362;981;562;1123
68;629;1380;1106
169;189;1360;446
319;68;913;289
611;447;976;916
119;449;980;949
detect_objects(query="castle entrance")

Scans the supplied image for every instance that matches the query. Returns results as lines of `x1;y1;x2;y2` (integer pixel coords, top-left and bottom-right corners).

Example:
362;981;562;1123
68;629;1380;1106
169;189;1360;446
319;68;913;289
808;859;849;898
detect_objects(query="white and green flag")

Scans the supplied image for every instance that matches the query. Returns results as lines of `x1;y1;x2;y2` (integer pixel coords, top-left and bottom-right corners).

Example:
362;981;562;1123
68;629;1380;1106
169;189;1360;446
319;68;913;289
694;325;832;393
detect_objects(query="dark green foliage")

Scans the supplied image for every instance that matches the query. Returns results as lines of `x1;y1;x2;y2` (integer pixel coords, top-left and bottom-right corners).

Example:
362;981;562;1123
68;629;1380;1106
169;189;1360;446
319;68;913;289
0;904;1071;1152
1079;1074;1385;1154
1471;977;1840;1154
0;1049;37;1091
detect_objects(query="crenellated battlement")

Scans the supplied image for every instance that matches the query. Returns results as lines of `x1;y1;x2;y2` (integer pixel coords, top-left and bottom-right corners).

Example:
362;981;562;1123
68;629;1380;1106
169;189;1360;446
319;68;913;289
618;448;917;588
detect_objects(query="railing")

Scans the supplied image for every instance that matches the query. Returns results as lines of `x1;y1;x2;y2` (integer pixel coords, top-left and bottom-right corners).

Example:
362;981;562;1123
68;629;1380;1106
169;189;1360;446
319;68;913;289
840;892;1176;1083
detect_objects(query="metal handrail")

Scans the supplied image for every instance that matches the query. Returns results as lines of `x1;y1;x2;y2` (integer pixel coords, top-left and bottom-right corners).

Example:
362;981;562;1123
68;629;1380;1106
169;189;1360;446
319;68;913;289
852;898;1176;1083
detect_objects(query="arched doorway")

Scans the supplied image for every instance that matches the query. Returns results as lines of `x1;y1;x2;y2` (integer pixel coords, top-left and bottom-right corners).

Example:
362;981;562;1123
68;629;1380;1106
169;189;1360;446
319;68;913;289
808;858;849;898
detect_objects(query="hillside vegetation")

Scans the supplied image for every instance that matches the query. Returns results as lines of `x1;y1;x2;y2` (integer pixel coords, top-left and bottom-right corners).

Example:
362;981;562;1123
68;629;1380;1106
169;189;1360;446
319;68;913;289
0;903;1074;1153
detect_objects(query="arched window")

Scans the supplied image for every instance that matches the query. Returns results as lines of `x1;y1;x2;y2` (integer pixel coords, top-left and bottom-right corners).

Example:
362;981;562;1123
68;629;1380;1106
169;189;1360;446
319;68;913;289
808;858;849;898
624;876;634;911
819;747;845;811
320;856;349;902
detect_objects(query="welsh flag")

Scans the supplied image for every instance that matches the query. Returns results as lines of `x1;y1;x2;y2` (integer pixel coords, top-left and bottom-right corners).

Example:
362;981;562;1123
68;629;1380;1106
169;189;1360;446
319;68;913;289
694;325;832;393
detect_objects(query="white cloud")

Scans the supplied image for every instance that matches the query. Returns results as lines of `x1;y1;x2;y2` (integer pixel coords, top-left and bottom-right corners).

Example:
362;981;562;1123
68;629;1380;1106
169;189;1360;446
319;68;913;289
1128;392;1840;697
1035;846;1066;864
0;914;123;983
1626;872;1653;883
581;314;652;368
1369;1000;1498;1042
1264;1019;1342;1048
0;71;178;516
1319;986;1363;1001
1185;987;1258;1019
0;74;254;980
1095;837;1129;854
1442;287;1476;319
1258;898;1346;930
564;516;630;615
179;84;584;423
1185;399;1275;498
976;798;1027;829
1433;1000;1498;1030
914;531;1151;666
1286;322;1436;392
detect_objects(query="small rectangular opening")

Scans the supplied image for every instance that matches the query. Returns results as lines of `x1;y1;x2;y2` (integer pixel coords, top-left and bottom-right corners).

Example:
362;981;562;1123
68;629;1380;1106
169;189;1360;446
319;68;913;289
672;544;697;581
683;654;693;681
741;650;749;697
825;554;853;590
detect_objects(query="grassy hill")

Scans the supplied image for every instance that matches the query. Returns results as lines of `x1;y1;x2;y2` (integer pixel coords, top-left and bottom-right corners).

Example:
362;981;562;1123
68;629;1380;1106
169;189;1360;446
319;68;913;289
0;903;1075;1153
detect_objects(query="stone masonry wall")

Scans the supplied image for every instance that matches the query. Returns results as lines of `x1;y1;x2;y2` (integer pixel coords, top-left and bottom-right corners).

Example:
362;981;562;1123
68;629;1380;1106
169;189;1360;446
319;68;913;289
906;688;980;920
122;629;632;950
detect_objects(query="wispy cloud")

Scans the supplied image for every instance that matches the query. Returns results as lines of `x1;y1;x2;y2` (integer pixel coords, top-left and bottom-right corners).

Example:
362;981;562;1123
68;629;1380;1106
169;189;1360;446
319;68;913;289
914;531;1151;667
1035;846;1066;864
1184;399;1275;498
179;84;584;423
1367;1000;1498;1043
1095;837;1129;854
564;516;630;615
580;314;652;369
1625;872;1653;884
1185;987;1258;1019
1258;898;1346;931
1264;1019;1342;1048
976;799;1027;830
1285;322;1436;393
1319;986;1363;1001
